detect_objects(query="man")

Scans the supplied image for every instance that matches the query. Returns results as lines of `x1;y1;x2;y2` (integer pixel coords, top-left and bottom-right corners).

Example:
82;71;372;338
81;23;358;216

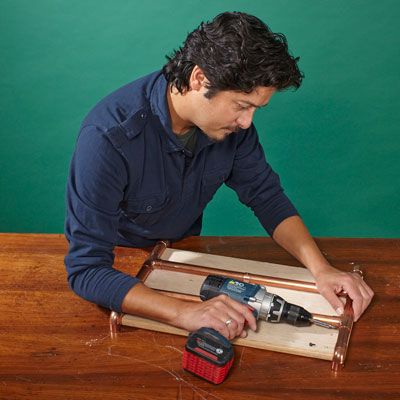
65;12;373;340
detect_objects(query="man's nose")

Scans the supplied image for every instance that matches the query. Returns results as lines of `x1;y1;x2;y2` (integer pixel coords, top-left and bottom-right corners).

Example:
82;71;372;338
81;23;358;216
236;109;255;130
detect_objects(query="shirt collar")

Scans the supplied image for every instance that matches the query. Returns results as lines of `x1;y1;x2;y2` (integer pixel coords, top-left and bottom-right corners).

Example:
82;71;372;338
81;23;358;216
149;72;214;154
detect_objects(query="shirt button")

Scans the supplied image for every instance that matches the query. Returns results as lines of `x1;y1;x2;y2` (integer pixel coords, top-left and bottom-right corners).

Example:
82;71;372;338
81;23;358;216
146;205;152;212
140;112;147;119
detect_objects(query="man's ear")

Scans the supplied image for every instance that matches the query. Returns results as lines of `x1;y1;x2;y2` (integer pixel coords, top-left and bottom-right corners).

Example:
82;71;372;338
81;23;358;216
189;65;208;91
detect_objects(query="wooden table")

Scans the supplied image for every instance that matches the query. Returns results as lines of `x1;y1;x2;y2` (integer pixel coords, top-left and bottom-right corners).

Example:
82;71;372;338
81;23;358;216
1;234;399;400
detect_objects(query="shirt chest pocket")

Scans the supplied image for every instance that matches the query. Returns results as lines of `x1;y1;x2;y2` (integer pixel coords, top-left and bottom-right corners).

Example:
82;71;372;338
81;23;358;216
123;193;168;227
200;168;230;204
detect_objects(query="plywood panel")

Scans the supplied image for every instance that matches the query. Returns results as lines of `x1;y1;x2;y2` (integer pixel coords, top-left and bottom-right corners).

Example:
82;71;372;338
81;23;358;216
121;249;340;360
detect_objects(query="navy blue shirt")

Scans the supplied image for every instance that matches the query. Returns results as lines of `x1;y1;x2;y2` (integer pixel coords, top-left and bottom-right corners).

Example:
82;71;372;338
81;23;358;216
64;71;298;312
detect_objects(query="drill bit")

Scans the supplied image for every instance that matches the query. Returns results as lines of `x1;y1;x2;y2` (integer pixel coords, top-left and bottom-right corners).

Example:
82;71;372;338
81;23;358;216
309;318;337;330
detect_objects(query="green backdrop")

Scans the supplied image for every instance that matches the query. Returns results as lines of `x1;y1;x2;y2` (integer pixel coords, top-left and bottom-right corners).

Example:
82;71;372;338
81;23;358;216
1;1;399;237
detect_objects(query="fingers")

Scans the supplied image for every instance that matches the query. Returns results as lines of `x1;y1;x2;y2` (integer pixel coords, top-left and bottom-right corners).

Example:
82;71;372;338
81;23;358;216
318;271;374;322
341;273;374;321
318;286;345;316
200;294;257;340
352;276;374;321
224;318;248;339
215;315;241;340
220;294;257;331
357;284;372;320
221;318;239;340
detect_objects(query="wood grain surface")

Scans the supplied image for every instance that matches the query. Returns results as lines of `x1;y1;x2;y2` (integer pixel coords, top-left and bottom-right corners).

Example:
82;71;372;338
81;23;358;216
0;234;399;400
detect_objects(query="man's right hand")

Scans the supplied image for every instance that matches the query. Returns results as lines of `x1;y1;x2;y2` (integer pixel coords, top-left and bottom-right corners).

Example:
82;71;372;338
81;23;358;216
174;294;257;339
121;283;257;340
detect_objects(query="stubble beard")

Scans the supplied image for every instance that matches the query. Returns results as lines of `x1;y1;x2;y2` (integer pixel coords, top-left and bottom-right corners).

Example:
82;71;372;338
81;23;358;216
205;126;241;143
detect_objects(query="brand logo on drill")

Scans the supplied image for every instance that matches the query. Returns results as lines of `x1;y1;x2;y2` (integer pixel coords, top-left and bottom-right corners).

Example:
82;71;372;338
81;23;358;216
227;280;246;295
228;280;244;287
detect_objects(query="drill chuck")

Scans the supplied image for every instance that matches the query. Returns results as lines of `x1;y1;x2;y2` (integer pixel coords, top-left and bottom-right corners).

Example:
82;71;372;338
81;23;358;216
279;301;312;327
200;275;313;327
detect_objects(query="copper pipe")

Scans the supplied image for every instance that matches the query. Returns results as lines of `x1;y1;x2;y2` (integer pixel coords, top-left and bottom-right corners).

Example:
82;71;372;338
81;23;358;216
156;290;340;327
148;240;169;262
138;241;338;327
136;263;153;281
110;311;123;339
331;297;354;371
136;240;169;281
331;265;362;371
152;259;319;293
312;313;341;327
132;241;359;368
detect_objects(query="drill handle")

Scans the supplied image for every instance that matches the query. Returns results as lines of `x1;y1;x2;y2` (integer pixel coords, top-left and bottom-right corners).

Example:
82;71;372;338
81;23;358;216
200;275;227;301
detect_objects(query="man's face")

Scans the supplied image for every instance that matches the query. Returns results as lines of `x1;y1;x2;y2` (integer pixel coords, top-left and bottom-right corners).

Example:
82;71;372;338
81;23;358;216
190;85;276;142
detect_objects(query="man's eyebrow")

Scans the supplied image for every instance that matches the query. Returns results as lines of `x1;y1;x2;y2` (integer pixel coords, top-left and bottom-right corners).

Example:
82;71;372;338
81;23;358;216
237;100;269;108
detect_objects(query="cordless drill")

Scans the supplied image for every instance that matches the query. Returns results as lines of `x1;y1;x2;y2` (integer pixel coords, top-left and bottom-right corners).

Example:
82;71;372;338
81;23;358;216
200;275;334;328
183;274;333;383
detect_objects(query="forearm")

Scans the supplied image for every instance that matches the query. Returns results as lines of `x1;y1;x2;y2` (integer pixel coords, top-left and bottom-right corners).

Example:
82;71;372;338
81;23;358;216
272;215;331;277
272;215;374;320
121;282;186;326
121;281;257;339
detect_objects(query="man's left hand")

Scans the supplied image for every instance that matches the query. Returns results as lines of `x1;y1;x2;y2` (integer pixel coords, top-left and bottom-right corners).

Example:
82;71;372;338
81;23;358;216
314;264;374;321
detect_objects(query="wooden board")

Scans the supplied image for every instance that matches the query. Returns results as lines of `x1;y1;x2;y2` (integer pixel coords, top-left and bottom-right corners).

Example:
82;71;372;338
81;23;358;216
121;248;340;360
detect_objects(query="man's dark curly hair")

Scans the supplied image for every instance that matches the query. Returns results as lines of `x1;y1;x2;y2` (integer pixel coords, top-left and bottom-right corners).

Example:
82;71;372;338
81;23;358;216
162;12;303;98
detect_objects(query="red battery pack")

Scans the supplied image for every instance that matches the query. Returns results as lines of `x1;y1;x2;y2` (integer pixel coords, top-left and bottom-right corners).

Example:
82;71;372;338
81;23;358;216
182;328;234;384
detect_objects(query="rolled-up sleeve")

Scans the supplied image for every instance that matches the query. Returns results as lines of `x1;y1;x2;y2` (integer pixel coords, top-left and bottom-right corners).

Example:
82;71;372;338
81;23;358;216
226;124;299;235
64;125;139;311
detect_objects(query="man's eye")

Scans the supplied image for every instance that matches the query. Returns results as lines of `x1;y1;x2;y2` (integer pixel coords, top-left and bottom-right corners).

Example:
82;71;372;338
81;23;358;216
236;104;248;110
